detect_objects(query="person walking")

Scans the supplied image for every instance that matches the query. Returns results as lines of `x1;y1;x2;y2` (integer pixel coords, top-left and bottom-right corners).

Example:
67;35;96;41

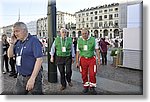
7;22;43;95
99;37;110;65
76;28;100;94
50;28;75;91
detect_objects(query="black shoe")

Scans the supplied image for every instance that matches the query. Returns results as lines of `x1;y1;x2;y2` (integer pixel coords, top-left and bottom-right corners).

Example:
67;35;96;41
68;82;73;87
82;88;89;93
60;86;66;91
9;73;14;77
90;87;97;95
13;74;17;78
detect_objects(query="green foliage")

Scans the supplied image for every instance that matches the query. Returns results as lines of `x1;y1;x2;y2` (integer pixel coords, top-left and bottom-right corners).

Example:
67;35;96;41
110;49;117;56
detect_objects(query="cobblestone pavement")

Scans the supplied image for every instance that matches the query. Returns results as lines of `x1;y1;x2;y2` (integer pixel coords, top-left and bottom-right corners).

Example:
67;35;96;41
44;55;142;86
0;56;142;95
1;71;115;95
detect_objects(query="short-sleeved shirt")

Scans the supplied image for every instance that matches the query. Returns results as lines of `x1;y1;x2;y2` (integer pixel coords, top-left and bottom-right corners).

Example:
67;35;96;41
14;34;43;75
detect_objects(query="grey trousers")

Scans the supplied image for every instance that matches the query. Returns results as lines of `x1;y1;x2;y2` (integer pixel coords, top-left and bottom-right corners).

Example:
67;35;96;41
14;71;43;95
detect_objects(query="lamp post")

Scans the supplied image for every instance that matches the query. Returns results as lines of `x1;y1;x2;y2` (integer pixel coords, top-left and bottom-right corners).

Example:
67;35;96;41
47;0;57;83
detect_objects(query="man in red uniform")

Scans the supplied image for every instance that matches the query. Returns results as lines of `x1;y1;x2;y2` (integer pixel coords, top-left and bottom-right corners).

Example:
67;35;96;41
76;28;100;94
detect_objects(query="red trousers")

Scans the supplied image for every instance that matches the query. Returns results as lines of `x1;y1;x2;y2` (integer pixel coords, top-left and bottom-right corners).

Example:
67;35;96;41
80;56;97;88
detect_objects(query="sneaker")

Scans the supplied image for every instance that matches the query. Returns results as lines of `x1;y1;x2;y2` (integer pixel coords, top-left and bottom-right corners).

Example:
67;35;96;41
60;86;66;91
68;82;73;87
90;87;97;95
82;88;89;93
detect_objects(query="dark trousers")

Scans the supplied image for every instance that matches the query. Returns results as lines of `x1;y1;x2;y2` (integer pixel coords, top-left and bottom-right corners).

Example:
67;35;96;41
9;57;16;74
101;52;107;65
56;56;72;87
2;55;9;72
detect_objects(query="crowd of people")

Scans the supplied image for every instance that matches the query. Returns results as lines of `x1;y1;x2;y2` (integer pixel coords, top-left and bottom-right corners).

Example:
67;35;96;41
1;21;122;95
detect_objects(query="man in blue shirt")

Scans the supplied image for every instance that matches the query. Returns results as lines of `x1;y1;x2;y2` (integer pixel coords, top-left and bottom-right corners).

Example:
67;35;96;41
7;22;43;95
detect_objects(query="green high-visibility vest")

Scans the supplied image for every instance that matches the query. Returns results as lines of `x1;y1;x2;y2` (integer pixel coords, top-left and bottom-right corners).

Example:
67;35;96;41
78;37;95;58
55;37;72;57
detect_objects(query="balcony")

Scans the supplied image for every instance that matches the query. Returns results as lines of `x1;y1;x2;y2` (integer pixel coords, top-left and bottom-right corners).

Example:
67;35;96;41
76;28;82;30
102;26;110;28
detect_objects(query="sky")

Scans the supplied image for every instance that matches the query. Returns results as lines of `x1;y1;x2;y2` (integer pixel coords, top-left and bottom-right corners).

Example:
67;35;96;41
0;0;141;27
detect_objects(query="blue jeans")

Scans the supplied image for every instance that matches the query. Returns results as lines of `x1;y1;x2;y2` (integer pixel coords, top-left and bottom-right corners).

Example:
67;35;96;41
14;71;43;95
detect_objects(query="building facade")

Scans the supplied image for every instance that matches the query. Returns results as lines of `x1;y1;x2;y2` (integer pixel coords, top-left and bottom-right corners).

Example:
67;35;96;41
26;21;37;35
75;3;126;38
37;11;76;38
1;25;13;37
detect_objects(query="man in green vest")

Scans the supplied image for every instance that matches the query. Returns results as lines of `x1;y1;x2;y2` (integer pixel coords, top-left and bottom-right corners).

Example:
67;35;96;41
76;28;100;94
50;28;75;91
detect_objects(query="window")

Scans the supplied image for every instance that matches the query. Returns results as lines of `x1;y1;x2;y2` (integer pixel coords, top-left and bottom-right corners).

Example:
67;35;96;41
109;9;113;12
109;14;113;19
90;23;93;28
86;23;89;28
100;34;102;38
82;18;84;22
104;21;108;27
114;20;118;27
78;14;81;17
99;10;102;13
79;24;81;28
95;16;98;20
104;9;107;12
82;24;84;28
115;8;118;11
95;11;98;15
99;16;102;20
90;17;93;21
109;21;113;26
110;33;112;39
104;15;107;19
94;22;98;27
86;13;89;16
99;22;103;27
114;13;118;17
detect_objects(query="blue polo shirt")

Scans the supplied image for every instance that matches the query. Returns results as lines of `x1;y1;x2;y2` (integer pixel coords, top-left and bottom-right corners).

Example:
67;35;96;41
14;34;43;75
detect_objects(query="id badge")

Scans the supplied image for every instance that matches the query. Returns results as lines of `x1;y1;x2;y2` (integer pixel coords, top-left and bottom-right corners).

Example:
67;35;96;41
16;56;21;66
62;47;66;52
83;45;88;51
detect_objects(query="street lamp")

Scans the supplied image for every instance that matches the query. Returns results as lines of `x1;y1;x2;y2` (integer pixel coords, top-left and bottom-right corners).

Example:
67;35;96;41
47;0;57;83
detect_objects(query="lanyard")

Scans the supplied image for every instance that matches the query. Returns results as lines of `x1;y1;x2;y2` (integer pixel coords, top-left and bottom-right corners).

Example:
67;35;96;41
61;37;67;47
83;39;88;46
19;47;23;55
17;40;28;56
